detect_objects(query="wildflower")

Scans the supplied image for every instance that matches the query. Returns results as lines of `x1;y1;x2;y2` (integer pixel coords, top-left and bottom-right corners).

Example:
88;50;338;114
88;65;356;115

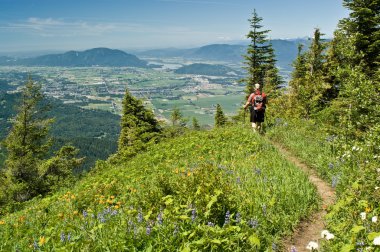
321;230;329;238
372;216;378;223
111;210;118;216
38;236;46;246
325;232;334;240
290;246;297;252
187;172;191;177
254;168;261;175
373;236;380;246
157;212;163;225
236;177;241;184
33;241;39;250
328;163;334;169
360;212;367;220
83;210;88;218
0;220;5;225
331;176;339;188
173;225;179;235
224;210;230;226
60;232;65;242
248;219;258;228
306;241;318;250
207;222;215;227
146;225;152;235
191;209;196;222
356;241;365;247
262;204;267;215
321;230;334;240
67;233;71;242
137;210;143;223
98;213;106;223
235;212;241;224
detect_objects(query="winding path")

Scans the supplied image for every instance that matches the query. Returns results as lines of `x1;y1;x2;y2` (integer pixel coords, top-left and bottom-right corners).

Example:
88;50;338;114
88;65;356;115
271;141;336;252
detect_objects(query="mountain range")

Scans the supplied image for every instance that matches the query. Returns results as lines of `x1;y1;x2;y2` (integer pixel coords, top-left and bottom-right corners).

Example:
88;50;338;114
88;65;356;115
0;48;149;68
0;39;311;70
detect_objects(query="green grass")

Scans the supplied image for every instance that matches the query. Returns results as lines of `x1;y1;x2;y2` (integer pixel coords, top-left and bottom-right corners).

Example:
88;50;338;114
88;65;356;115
0;126;318;251
266;119;380;251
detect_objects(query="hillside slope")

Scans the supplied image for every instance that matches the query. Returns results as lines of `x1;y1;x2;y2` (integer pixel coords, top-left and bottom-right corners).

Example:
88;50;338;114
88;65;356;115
0;126;318;251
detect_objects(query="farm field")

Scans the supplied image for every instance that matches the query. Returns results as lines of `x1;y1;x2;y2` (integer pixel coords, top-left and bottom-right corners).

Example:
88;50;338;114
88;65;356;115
0;62;252;126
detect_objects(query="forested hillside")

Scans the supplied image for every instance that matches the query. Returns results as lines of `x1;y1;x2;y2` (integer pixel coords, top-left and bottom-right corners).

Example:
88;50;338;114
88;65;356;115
0;92;120;171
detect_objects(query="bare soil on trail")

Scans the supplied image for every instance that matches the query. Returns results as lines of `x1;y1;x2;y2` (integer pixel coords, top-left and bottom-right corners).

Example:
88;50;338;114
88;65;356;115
271;141;336;252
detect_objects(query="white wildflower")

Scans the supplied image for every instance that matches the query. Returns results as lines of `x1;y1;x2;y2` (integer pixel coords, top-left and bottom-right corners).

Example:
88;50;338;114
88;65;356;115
325;232;335;240
360;212;367;220
374;236;380;246
375;186;379;190
372;216;378;223
306;241;318;250
321;230;329;238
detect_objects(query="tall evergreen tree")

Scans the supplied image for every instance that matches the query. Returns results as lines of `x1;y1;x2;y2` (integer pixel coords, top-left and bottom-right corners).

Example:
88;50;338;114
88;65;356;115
118;89;160;153
263;42;284;97
215;104;227;127
340;0;380;74
242;9;272;96
2;77;81;203
3;77;53;201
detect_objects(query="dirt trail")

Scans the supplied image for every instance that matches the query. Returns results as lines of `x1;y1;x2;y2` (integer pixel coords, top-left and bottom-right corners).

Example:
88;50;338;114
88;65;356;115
271;141;336;252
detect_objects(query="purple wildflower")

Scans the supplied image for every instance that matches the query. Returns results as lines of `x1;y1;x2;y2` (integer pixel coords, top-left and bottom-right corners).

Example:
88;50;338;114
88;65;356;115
60;232;65;242
224;210;230;226
236;177;241;184
328;163;334;169
137;209;143;223
157;212;163;225
248;219;258;228
235;212;241;224
290;246;297;252
82;210;88;218
146;225;152;235
191;209;197;222
207;222;215;227
67;233;71;242
332;176;339;188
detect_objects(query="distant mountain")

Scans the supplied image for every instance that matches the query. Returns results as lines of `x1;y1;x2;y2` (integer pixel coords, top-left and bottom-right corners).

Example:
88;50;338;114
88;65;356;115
137;39;312;70
0;48;149;68
174;63;241;76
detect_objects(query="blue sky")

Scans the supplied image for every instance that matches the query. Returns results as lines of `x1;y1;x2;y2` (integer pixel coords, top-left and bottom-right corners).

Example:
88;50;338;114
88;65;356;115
0;0;349;52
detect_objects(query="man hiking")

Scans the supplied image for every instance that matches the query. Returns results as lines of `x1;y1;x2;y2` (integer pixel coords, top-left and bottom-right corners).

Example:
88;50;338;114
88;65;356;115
243;83;267;132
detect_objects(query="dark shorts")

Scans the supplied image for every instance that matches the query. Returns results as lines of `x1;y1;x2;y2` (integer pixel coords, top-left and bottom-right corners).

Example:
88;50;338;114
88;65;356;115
250;109;265;123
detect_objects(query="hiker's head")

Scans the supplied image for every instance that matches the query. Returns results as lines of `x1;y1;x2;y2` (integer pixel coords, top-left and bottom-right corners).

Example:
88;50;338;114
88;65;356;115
254;83;260;90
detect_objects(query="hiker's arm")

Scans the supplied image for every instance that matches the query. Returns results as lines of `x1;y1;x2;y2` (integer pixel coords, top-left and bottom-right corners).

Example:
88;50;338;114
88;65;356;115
243;94;252;109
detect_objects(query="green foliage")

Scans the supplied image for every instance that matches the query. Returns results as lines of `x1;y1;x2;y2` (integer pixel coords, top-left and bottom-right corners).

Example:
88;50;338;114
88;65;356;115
1;78;81;206
38;146;83;194
242;9;273;96
214;104;227;127
117;89;161;161
267;119;380;251
0;126;319;251
341;0;380;74
192;117;200;130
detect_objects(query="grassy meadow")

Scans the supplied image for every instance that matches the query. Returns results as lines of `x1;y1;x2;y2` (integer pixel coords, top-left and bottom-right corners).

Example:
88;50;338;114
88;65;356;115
0;126;319;251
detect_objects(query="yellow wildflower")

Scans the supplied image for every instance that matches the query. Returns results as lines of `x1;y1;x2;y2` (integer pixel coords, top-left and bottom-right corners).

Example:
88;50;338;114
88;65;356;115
73;211;78;215
38;236;46;246
71;195;76;199
187;172;191;177
110;195;115;199
365;207;371;213
0;220;5;225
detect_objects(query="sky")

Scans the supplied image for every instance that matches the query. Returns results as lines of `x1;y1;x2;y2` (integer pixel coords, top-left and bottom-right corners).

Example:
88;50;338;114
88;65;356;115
0;0;349;53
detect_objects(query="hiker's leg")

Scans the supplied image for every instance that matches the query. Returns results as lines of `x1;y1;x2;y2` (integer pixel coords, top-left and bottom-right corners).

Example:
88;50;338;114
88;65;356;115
251;122;257;131
256;122;262;131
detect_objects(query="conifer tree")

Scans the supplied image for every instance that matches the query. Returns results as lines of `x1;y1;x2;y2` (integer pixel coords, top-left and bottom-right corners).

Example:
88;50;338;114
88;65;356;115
171;107;182;126
2;77;81;203
340;0;380;74
215;104;227;127
242;9;272;96
263;42;284;97
3;77;53;201
192;117;200;130
118;89;160;153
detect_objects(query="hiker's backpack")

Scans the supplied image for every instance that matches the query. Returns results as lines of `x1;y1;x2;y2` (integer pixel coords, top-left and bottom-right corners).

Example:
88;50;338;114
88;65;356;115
251;93;265;111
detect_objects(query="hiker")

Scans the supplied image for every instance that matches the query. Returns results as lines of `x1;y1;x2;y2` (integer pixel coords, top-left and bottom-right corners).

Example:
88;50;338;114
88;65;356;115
243;83;267;132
